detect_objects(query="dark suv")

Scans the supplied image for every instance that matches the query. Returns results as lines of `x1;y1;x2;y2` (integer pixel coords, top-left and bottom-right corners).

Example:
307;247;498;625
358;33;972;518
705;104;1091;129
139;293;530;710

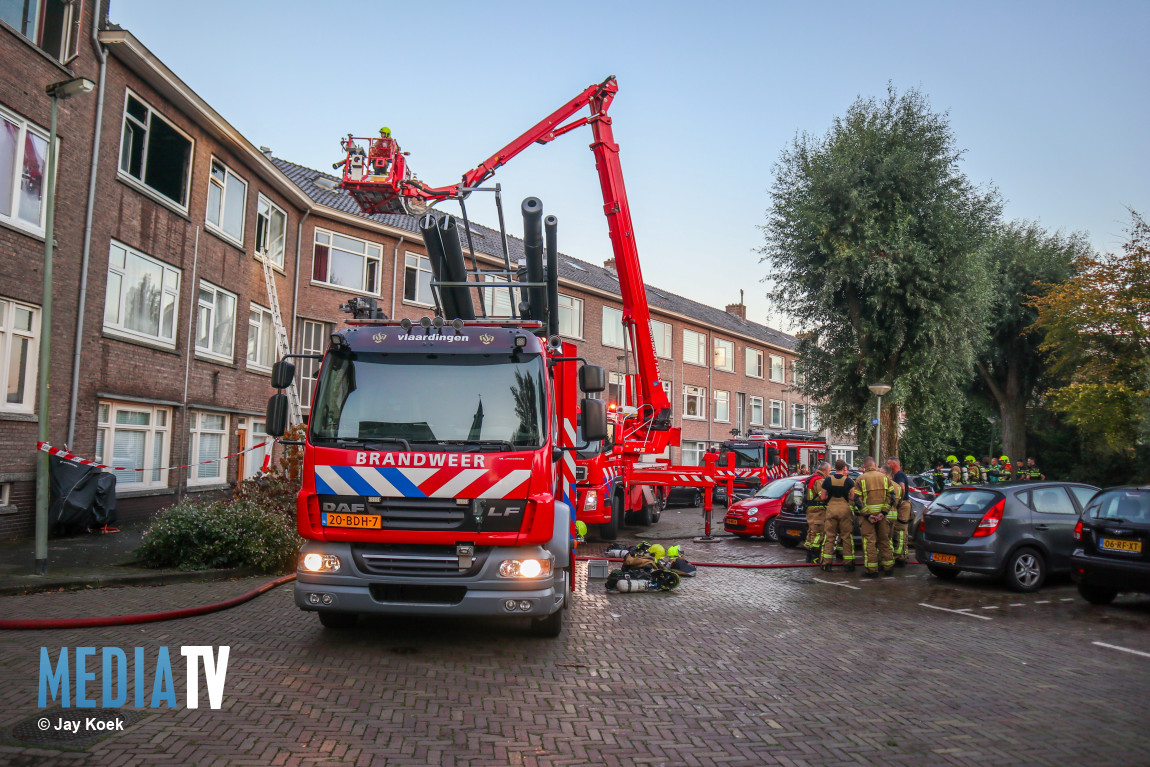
917;482;1099;592
1071;486;1150;604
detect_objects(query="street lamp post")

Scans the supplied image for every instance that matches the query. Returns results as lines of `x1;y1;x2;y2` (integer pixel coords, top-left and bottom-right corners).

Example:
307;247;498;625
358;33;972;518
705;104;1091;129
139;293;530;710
34;76;95;576
867;383;891;464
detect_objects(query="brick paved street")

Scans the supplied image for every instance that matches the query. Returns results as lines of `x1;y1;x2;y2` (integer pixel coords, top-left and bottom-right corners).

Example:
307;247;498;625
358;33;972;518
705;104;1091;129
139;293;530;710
0;528;1148;766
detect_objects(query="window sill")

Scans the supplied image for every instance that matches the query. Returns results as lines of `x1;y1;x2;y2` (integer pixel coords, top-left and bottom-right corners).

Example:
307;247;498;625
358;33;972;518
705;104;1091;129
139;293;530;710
0;504;17;516
204;223;246;252
769;378;785;384
255;254;286;274
0;411;37;422
246;364;273;377
102;329;180;355
186;482;229;492
0;20;73;74
559;334;584;342
115;486;176;499
311;280;380;299
682;416;706;421
0;215;45;242
115;174;191;220
195;352;236;368
602;343;626;350
401;298;436;310
683;361;708;369
714;368;735;375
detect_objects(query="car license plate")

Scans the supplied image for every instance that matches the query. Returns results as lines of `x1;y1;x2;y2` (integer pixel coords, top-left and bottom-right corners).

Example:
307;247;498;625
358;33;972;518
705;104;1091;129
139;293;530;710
725;516;738;525
322;512;381;529
786;529;802;537
1100;538;1142;553
931;552;957;564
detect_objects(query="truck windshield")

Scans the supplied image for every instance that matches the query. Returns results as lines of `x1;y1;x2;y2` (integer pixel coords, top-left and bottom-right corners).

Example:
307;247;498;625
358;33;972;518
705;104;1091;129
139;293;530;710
724;446;764;468
310;352;548;449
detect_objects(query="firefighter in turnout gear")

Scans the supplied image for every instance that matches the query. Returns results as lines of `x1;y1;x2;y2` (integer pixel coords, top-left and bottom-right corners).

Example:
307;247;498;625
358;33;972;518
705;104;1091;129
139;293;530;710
803;462;832;563
947;455;963;485
818;460;855;571
884;460;913;567
853;456;896;577
965;455;983;484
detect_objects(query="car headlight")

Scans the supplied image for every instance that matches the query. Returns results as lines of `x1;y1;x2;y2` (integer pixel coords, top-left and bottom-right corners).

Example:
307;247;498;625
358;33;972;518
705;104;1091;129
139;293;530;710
300;552;341;573
583;489;599;512
498;558;552;578
748;516;758;523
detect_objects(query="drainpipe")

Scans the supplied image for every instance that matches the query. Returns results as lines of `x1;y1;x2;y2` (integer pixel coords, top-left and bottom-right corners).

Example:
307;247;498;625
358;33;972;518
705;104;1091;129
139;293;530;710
65;0;109;448
390;235;405;319
179;227;201;499
290;210;309;348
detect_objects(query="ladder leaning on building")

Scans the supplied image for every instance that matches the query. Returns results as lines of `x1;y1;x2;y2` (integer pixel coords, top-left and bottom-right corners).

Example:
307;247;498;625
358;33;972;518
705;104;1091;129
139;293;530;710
261;257;302;426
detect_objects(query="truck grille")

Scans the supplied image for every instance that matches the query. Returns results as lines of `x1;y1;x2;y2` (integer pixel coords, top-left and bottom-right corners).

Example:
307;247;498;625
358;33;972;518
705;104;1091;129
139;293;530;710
352;544;490;577
371;498;466;530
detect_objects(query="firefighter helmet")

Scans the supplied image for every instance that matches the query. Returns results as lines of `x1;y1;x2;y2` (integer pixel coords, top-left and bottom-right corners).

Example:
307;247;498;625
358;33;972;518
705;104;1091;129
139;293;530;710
667;545;682;559
648;544;666;560
574;520;587;538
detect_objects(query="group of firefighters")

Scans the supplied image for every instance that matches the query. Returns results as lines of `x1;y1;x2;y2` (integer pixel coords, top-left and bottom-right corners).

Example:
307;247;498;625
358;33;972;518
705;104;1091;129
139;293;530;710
933;454;1045;489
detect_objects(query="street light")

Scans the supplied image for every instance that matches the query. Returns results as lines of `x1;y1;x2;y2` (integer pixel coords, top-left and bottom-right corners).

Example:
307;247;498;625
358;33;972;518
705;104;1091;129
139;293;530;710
34;77;95;576
867;383;891;464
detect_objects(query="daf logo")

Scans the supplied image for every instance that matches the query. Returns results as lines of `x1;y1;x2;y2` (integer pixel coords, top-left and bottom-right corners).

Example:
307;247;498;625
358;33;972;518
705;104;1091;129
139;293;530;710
373;332;387;343
322;502;366;514
479;333;494;345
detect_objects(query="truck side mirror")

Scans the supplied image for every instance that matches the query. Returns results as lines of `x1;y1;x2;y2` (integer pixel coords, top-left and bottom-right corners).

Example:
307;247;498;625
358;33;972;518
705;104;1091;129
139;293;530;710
271;360;296;390
580;397;607;442
266;393;289;437
579;365;606;394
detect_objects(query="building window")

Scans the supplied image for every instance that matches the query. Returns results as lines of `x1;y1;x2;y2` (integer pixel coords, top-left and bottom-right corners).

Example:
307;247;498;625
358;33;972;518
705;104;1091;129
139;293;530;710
1;0;82;61
602;306;626;349
662;381;673;415
746;348;764;378
313;229;381;294
103;241;180;348
482;273;520;317
714;338;734;372
0;105;50;234
792;362;805;387
96;401;170;489
809;406;820;432
683;385;706;420
558;294;583;338
403;252;434;305
749;396;764;426
793;403;807;430
297;319;329;410
714;390;730;423
195;282;236;362
206;158;247;243
0;482;9;508
769;354;785;382
769;399;784;427
683;329;707;366
650;318;672;359
247;304;275;372
608;372;626;409
0;297;39;413
255;195;286;267
188;411;229;486
118;92;193;209
240;418;271;481
681;441;707;467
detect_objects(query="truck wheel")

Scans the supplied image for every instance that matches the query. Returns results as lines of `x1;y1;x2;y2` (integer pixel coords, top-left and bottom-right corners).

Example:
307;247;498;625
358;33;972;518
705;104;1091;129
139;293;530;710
649;502;661;524
530;608;563;638
318;612;358;629
599;497;620;539
633;502;653;526
692;489;703;508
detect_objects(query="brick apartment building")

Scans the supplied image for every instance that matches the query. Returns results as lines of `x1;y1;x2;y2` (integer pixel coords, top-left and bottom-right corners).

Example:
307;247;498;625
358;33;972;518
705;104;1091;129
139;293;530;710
0;2;855;538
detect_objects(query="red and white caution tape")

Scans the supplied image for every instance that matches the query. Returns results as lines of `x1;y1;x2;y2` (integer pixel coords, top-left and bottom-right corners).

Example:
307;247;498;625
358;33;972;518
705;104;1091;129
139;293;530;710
37;440;279;473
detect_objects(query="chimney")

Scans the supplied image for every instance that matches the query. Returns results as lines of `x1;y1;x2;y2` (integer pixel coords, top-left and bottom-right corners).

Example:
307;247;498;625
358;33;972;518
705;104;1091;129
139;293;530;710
725;289;746;320
603;258;616;272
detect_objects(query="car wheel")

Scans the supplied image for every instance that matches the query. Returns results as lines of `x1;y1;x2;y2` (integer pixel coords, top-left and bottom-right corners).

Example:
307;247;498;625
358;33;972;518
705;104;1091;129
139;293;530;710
926;563;959;580
764;517;780;542
1077;582;1117;605
318;612;358;629
778;534;801;549
599;496;621;539
530;608;563;638
692;489;703;508
1003;547;1046;593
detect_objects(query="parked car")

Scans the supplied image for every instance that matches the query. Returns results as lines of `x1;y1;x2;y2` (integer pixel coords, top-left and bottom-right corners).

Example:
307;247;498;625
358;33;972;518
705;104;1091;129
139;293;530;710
917;481;1099;592
665;484;727;508
775;479;930;549
1071;486;1150;604
724;476;804;541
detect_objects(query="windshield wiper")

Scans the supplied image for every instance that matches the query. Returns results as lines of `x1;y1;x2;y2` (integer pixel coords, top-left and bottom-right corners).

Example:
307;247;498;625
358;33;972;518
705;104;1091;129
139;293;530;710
312;437;411;451
1099;516;1128;524
931;502;957;513
410;439;521;452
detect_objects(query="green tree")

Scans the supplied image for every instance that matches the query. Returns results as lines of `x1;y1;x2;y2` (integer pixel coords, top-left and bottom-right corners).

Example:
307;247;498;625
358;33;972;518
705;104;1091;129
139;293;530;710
1032;211;1150;455
973;223;1088;474
762;85;1000;459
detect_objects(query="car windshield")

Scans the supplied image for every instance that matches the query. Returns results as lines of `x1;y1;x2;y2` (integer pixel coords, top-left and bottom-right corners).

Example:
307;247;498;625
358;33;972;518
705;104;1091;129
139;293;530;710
932;488;999;514
1086;489;1150;524
309;351;548;449
755;477;798;499
724;446;764;468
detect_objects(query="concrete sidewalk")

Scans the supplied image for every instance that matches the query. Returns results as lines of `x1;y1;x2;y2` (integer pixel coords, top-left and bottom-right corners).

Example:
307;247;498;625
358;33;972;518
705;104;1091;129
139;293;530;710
0;527;250;596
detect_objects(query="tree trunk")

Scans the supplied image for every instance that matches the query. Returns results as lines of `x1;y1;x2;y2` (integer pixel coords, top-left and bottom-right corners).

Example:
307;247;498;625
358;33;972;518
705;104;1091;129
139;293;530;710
999;396;1027;481
881;401;899;462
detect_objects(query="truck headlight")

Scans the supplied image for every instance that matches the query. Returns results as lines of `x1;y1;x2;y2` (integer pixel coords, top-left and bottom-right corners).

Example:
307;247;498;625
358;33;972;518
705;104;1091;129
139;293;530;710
300;553;341;573
498;558;552;578
583;489;599;512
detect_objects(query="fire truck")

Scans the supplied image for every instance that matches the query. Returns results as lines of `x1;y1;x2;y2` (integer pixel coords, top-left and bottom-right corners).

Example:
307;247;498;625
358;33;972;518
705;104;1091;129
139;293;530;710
716;432;828;499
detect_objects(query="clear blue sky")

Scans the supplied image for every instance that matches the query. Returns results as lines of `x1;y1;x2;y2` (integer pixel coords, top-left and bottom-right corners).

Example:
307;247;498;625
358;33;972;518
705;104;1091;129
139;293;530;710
110;0;1149;331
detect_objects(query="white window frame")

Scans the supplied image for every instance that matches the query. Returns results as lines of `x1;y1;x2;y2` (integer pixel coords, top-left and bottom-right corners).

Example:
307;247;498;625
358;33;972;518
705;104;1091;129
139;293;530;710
205;157;247;244
714;390;730;423
746;348;764;379
683;385;706;420
482;273;521;317
195;281;236;363
769;399;785;428
0;481;9;508
681;441;707;467
313;228;382;296
96;400;171;490
713;338;734;372
792;403;807;430
297;318;329;411
247;303;275;373
103;240;181;349
0;103;53;235
403;251;435;307
0;0;82;61
602;306;626;349
188;411;230;486
683;329;707;367
749;396;764;426
769;354;785;383
809;406;820;432
117;90;194;211
0;297;41;413
240;417;271;481
557;293;583;339
650;318;672;359
254;194;287;268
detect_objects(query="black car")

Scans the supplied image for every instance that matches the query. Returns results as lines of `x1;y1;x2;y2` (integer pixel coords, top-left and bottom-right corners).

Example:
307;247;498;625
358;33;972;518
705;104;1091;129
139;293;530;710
1071;486;1150;604
664;484;727;508
917;481;1099;592
775;478;930;549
